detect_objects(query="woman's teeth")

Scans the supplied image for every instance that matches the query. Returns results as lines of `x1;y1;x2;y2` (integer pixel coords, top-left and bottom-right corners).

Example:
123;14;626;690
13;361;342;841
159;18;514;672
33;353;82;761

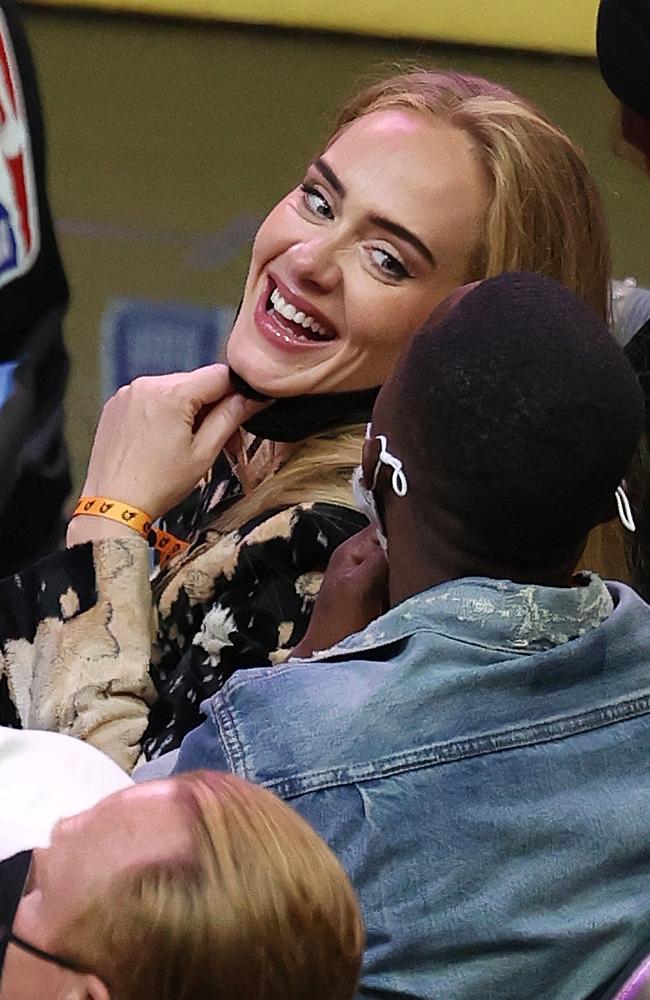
269;287;330;338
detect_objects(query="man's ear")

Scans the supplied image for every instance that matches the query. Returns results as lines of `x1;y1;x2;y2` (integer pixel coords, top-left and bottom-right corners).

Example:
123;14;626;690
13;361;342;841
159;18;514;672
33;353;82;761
362;437;380;489
58;973;111;1000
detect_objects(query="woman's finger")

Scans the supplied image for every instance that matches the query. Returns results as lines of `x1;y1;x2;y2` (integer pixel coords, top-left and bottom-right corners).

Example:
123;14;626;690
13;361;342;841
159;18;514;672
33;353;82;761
192;394;269;466
172;364;234;409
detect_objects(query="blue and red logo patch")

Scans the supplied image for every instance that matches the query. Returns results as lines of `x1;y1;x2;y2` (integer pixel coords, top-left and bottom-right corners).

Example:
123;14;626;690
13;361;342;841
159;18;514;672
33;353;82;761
0;10;38;289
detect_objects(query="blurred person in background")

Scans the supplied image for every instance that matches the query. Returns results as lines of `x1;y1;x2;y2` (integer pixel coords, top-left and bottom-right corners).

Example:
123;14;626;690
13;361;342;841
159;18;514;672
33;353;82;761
0;67;621;772
0;738;363;1000
598;0;650;600
0;0;70;575
598;0;650;171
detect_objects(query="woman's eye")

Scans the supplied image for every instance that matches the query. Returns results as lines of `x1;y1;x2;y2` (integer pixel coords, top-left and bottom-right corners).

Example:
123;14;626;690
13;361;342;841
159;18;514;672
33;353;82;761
300;184;333;220
369;248;409;280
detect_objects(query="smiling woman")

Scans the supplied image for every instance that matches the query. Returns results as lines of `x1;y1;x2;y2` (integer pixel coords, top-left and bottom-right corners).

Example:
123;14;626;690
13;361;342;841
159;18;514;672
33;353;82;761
0;67;614;770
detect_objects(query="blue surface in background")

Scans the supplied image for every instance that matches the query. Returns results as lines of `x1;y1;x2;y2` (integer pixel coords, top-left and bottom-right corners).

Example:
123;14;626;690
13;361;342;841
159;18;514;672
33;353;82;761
101;298;235;400
0;362;18;408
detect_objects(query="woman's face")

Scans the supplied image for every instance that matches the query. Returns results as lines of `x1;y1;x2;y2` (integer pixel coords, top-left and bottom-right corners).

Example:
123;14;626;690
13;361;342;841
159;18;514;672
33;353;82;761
226;107;489;397
0;783;189;1000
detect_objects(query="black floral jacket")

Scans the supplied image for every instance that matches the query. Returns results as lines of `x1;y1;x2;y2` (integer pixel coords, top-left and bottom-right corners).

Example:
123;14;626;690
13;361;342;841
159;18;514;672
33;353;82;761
0;473;366;770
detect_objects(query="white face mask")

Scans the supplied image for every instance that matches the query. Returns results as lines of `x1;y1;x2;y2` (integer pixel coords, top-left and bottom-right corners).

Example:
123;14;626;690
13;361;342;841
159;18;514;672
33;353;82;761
615;484;636;532
351;426;409;553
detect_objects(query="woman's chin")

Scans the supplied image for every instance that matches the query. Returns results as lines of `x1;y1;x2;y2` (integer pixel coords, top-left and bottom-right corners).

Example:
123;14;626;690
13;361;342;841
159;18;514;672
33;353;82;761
227;347;371;398
235;373;313;398
225;324;380;398
226;340;320;398
227;360;303;398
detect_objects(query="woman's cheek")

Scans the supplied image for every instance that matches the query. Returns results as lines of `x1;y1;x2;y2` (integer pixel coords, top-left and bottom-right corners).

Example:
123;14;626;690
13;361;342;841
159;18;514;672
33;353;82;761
250;199;298;266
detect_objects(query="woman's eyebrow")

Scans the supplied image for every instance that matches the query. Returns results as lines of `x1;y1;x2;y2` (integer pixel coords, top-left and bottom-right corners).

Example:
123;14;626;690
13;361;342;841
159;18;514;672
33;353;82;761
313;157;346;196
368;215;435;266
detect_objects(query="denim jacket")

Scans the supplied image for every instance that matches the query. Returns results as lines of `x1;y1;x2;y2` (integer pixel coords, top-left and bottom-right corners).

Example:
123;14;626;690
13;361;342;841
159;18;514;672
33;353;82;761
172;575;650;1000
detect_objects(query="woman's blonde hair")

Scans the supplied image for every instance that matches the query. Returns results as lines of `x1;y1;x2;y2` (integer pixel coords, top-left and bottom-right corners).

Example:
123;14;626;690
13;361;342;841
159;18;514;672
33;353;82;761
213;423;365;533
333;68;611;320
56;771;364;1000
217;67;612;532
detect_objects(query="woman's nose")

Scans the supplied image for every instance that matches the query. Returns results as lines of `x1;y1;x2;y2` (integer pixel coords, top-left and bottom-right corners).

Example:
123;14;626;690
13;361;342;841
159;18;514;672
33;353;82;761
289;237;342;293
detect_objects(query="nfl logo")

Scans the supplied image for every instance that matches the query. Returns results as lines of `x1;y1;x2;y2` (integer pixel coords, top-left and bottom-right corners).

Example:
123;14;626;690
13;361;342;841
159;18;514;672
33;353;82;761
0;10;38;289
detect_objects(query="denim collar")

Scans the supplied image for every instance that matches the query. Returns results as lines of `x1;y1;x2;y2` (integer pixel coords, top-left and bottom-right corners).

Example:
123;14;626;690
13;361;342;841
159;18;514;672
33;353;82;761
308;573;613;661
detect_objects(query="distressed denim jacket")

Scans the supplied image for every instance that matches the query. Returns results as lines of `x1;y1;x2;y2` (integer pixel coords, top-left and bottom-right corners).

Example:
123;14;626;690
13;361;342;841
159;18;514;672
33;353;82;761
173;575;650;1000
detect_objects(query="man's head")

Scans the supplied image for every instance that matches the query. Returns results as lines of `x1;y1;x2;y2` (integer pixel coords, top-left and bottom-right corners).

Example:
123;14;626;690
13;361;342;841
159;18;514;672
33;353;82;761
597;0;650;169
0;771;363;1000
364;272;644;583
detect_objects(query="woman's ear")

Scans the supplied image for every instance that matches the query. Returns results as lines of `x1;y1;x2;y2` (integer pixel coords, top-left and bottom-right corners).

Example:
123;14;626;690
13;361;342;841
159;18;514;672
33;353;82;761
83;976;111;1000
58;973;111;1000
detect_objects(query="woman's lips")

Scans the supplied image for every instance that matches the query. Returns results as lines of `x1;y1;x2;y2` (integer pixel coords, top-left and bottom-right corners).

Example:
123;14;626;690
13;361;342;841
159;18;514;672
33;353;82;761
253;277;338;353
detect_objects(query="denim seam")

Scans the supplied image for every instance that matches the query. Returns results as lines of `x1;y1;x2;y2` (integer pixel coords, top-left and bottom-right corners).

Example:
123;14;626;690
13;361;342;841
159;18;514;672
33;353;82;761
211;696;249;778
262;692;650;800
305;626;541;661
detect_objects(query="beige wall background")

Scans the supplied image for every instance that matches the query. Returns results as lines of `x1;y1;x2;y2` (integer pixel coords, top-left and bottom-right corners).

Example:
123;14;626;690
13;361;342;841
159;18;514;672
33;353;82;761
29;0;602;55
22;7;650;491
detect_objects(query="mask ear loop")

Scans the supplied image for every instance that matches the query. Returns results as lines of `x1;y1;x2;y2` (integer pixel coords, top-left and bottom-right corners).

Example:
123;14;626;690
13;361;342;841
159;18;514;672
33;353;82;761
374;435;409;497
615;484;636;532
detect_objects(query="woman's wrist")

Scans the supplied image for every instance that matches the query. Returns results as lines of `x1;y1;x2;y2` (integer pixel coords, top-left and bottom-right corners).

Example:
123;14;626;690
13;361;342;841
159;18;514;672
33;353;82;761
68;497;188;567
66;515;136;548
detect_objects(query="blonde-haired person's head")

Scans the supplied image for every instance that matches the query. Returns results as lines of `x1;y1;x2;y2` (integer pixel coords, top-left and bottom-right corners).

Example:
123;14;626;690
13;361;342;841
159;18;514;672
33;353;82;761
216;67;613;564
6;772;362;1000
332;68;611;320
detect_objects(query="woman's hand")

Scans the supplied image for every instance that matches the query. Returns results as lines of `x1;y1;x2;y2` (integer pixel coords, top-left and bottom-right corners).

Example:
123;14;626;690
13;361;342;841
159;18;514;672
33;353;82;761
291;526;389;658
68;365;267;546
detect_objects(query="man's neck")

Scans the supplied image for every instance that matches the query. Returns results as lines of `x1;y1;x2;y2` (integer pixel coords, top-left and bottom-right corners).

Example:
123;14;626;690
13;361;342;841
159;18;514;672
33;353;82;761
387;535;581;609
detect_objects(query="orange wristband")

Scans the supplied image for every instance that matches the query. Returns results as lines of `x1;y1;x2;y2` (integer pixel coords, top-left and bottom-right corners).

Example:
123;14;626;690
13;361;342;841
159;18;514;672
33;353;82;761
72;496;190;567
72;496;153;537
151;527;190;567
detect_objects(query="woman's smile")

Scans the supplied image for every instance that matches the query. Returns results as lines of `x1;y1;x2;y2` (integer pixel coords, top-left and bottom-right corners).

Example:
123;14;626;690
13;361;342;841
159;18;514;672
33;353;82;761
254;275;339;353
